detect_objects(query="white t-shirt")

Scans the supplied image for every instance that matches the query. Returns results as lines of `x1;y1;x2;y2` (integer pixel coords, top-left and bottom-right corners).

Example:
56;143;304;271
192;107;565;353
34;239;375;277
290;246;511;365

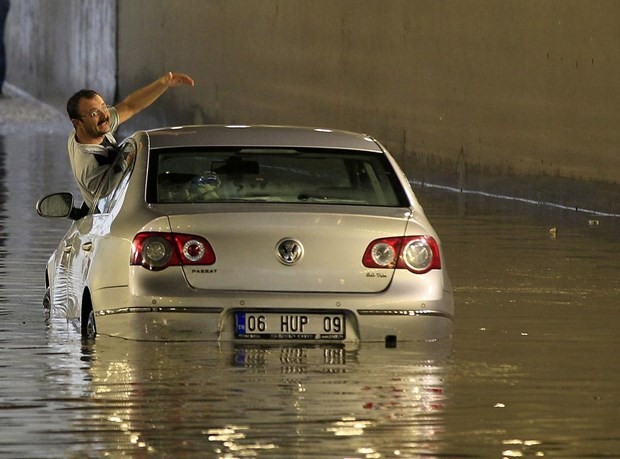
67;107;120;209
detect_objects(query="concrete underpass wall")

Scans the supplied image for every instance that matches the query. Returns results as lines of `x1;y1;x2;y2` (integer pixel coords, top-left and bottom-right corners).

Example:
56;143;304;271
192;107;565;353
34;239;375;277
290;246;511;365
117;0;620;202
5;1;620;211
4;0;116;112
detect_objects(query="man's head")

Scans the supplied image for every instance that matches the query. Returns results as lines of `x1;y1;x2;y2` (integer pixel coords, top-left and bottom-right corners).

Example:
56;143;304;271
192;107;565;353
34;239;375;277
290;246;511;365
67;89;112;141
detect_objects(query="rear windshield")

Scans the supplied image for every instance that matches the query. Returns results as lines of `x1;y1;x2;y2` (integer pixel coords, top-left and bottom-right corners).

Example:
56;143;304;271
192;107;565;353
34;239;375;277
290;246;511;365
147;147;408;206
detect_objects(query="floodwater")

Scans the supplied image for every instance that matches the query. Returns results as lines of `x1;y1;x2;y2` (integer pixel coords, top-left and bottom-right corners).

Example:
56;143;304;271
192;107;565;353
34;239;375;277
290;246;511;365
1;131;619;458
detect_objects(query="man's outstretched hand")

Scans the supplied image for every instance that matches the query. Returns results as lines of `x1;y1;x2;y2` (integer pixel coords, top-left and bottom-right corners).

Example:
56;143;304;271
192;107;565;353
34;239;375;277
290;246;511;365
163;72;195;88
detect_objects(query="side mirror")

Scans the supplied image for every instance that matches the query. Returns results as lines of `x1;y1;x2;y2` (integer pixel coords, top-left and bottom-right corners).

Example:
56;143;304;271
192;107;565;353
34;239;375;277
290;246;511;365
36;192;74;218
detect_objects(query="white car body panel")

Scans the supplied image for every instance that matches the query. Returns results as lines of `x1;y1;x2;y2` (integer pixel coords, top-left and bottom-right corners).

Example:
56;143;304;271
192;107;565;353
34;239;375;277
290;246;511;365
39;125;454;342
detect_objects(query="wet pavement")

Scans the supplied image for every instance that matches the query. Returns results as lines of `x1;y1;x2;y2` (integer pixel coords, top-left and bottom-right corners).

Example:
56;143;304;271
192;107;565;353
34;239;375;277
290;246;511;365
1;92;619;458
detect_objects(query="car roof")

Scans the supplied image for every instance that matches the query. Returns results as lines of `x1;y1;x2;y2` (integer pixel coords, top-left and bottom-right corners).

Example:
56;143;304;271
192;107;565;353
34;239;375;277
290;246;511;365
143;125;384;152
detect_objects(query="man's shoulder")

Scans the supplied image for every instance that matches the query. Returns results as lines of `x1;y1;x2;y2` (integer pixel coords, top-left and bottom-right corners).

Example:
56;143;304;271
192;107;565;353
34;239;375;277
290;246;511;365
68;133;116;156
68;134;103;174
68;133;98;156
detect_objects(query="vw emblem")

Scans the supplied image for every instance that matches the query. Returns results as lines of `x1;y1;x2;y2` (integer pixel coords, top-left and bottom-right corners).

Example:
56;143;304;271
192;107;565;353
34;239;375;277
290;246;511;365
276;238;304;265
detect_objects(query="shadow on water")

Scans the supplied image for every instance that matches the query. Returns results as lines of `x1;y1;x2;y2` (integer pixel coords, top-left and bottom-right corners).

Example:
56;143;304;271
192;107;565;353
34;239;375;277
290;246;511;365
0;129;618;457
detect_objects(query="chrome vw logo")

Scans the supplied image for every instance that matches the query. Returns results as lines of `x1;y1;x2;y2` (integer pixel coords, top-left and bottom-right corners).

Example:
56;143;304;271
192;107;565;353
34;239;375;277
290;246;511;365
276;238;304;265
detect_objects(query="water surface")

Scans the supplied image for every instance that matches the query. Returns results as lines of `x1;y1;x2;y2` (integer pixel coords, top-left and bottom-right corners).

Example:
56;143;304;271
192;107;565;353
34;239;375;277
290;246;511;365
0;132;618;458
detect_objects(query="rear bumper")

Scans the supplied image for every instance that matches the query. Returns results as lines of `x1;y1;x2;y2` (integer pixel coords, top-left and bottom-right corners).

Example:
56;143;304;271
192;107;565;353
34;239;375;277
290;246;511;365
92;287;454;342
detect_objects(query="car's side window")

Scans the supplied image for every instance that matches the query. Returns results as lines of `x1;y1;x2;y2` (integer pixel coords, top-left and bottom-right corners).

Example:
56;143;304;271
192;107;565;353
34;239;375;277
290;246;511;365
95;139;138;214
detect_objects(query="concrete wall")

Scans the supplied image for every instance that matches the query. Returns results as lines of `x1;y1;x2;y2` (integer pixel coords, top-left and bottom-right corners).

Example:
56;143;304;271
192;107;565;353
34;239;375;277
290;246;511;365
115;0;620;186
5;0;116;112
5;1;620;211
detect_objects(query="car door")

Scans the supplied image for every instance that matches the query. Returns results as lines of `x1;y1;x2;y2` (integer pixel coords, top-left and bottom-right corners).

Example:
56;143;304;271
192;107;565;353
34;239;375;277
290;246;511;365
63;216;95;321
49;221;82;321
63;139;137;318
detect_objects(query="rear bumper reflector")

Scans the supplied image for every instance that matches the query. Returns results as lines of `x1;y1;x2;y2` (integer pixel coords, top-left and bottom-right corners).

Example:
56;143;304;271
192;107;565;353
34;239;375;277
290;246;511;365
357;309;453;320
96;306;224;317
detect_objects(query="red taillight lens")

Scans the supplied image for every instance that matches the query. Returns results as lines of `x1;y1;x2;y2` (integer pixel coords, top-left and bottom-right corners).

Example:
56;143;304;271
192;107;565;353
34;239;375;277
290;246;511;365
131;233;177;270
398;236;441;273
362;237;402;269
131;232;215;271
362;236;441;274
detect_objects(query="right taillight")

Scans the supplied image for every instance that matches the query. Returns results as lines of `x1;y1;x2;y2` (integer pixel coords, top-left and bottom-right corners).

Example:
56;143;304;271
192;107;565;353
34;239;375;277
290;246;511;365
362;235;441;274
131;232;216;271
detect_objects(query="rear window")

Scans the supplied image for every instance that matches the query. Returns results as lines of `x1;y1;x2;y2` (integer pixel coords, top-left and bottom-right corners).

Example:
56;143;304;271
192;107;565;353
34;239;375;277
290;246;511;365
147;147;408;206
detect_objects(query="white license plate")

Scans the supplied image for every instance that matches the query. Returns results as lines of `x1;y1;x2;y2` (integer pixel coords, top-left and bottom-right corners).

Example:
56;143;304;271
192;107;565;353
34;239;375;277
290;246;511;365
235;311;345;340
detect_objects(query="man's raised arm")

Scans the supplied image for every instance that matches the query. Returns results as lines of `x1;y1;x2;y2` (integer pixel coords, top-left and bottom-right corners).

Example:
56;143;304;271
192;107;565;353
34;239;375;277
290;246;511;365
114;72;195;124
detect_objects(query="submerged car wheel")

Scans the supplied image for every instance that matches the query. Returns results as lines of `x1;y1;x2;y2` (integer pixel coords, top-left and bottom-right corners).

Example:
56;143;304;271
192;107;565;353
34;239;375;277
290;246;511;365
81;299;97;339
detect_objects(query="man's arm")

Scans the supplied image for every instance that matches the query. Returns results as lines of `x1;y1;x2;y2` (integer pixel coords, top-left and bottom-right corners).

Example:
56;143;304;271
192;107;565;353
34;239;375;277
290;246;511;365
114;72;195;124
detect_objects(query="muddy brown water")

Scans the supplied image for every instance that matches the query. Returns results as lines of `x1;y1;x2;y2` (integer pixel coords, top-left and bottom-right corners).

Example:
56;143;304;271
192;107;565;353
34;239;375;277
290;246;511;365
0;133;618;458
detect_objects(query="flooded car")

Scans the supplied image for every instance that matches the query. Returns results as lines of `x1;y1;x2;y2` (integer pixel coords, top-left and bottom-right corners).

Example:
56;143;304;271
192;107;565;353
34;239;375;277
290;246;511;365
36;125;453;342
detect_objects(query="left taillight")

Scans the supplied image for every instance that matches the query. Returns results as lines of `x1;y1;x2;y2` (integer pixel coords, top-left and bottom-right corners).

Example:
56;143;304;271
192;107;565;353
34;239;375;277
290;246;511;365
362;235;441;274
131;232;216;271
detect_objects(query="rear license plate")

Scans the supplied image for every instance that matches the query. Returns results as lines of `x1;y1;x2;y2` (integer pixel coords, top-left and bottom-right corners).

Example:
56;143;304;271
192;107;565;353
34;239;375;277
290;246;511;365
235;311;345;340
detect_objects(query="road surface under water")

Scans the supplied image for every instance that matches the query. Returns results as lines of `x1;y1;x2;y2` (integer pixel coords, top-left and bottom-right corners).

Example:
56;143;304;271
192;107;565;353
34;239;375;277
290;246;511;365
0;131;618;458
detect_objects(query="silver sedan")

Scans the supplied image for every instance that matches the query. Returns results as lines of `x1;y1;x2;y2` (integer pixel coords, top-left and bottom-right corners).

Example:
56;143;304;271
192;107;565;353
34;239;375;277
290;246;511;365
37;125;454;343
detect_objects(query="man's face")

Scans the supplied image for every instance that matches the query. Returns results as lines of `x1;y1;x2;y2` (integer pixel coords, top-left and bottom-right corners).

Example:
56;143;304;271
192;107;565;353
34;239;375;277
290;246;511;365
75;95;111;139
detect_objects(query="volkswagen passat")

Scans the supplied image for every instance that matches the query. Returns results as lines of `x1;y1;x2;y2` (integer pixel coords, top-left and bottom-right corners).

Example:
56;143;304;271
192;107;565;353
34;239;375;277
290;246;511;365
37;125;454;343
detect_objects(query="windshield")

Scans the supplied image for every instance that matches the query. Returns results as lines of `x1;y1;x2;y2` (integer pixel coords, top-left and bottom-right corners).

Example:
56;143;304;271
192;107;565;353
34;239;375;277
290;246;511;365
147;147;408;206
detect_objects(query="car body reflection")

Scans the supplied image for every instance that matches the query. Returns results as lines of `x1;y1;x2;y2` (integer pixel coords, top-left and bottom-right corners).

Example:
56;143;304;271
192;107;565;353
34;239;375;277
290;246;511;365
47;337;451;457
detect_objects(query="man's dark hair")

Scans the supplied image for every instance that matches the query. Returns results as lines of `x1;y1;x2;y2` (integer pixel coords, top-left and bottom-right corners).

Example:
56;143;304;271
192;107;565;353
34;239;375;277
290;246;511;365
66;89;101;120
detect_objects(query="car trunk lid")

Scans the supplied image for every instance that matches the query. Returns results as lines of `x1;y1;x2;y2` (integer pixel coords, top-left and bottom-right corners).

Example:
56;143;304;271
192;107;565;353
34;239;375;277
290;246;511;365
164;205;412;293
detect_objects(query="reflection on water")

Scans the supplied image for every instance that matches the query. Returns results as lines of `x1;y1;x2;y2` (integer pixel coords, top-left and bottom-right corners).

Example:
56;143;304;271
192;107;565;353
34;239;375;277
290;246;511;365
416;186;620;457
0;131;619;457
37;338;450;458
0;136;6;317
